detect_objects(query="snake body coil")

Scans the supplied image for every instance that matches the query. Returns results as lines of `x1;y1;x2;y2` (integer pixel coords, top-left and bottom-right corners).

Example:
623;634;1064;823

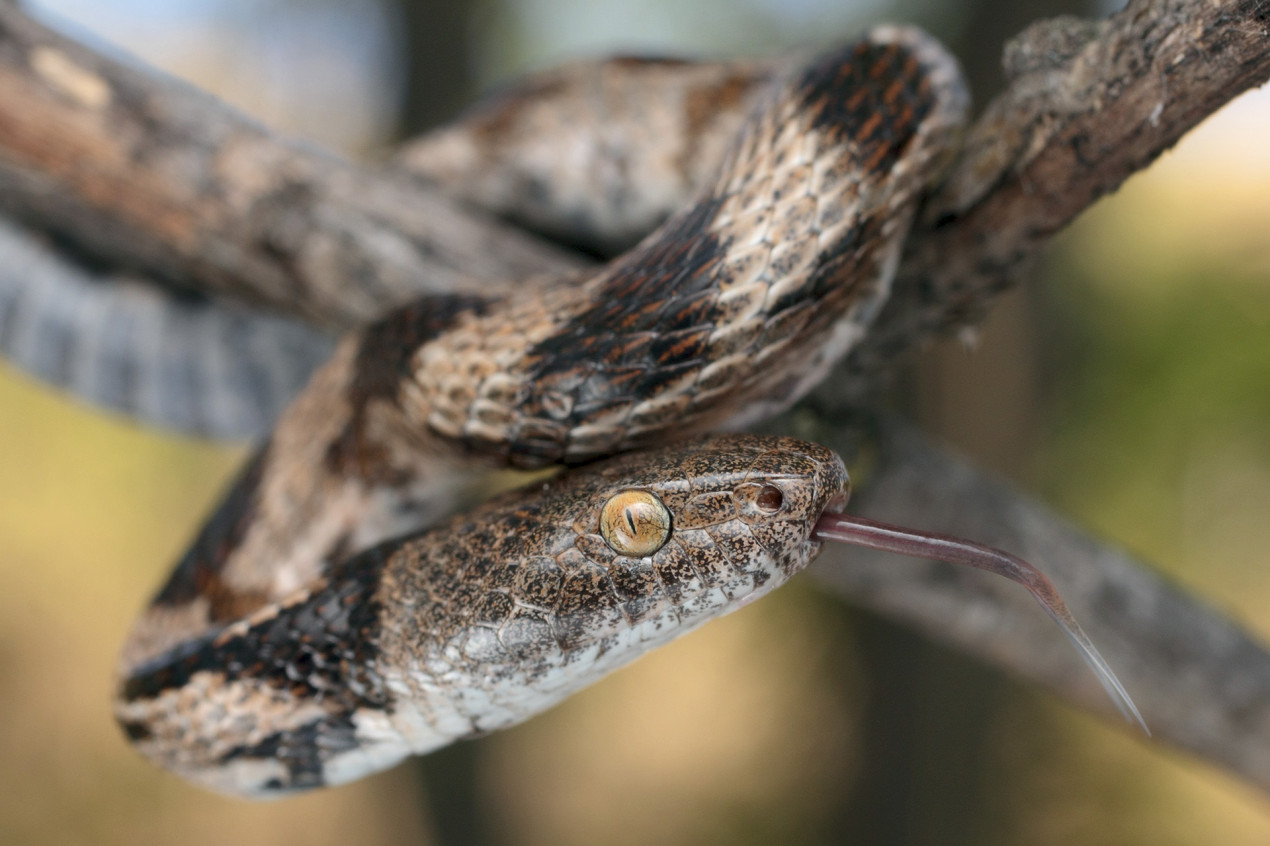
115;28;970;796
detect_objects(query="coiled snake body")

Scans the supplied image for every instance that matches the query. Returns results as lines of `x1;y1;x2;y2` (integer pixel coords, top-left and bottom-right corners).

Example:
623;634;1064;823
114;28;1137;798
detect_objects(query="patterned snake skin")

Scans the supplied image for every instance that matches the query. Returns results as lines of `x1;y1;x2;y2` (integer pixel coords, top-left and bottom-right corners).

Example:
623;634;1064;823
114;27;970;796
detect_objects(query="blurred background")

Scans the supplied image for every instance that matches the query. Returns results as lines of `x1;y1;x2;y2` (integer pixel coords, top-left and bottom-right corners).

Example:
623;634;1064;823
2;0;1268;843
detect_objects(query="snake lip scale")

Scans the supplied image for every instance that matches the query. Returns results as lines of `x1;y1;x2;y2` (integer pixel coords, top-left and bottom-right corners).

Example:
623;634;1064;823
113;27;1139;798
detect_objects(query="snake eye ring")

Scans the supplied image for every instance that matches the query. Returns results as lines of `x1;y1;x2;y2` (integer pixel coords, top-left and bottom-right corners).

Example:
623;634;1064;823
600;489;672;557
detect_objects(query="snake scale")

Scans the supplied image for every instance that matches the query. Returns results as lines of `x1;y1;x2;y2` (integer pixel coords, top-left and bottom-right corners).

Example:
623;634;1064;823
113;27;1140;798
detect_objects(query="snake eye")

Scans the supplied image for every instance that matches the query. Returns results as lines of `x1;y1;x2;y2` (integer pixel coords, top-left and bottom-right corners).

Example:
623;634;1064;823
600;490;671;557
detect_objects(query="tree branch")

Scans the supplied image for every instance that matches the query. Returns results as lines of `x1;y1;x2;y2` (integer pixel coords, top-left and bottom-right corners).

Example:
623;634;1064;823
0;218;332;437
841;0;1270;396
0;4;581;331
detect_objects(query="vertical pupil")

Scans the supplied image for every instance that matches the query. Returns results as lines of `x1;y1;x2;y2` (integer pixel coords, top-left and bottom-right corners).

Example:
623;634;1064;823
600;490;670;557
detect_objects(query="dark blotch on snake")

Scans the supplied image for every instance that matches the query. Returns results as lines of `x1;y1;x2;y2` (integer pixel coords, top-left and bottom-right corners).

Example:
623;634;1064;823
151;447;271;621
327;294;492;477
524;197;729;423
118;719;153;742
797;40;932;173
124;544;395;708
220;714;362;792
346;295;493;407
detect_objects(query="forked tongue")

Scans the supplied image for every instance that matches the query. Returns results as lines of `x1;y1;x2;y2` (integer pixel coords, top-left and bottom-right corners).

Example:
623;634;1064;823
812;512;1148;735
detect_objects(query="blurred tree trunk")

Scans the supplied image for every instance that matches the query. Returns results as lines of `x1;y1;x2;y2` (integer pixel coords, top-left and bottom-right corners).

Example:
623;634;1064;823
954;0;1101;103
915;0;1101;473
840;2;1099;843
393;0;478;136
387;8;489;843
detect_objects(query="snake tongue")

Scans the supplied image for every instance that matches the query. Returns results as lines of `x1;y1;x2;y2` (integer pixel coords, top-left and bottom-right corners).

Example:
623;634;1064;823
811;512;1149;736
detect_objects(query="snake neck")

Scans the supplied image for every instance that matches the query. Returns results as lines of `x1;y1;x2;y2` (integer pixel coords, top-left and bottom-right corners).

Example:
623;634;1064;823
119;334;487;674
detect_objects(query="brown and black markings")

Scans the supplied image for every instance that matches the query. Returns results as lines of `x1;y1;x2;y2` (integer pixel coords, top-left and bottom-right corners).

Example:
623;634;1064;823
326;293;494;481
115;28;968;797
522;196;730;427
504;37;948;460
150;447;272;620
122;542;396;792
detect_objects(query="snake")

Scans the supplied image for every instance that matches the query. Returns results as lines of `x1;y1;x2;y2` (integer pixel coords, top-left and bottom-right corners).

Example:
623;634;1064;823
111;27;1142;798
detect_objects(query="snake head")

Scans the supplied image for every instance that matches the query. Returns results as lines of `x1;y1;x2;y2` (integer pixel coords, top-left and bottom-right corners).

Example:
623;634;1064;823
536;433;848;652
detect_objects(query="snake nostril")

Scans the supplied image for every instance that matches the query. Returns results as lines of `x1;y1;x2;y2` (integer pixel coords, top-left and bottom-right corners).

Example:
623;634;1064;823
755;485;784;513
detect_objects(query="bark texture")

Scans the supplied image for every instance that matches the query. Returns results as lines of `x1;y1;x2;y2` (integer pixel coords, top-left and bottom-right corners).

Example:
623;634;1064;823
0;6;579;331
841;0;1270;397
